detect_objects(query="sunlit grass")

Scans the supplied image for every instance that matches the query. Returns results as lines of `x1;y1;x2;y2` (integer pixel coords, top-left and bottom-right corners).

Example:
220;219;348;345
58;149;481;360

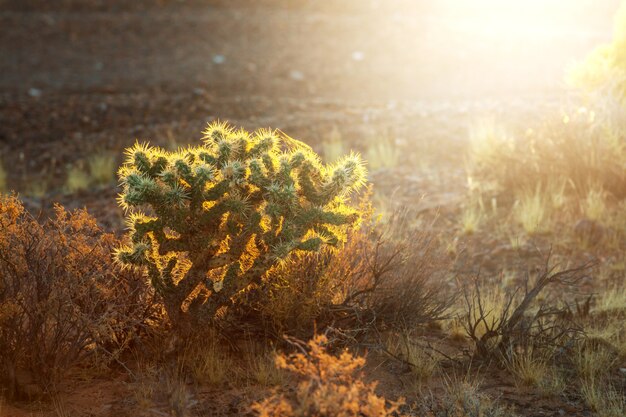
244;348;285;388
184;338;234;387
387;333;440;389
513;186;549;234
460;199;484;234
595;284;626;313
65;164;90;193
547;179;568;211
88;153;117;186
435;372;512;417
321;125;346;163
24;181;48;199
367;137;400;171
581;185;608;221
467;117;513;193
574;344;616;381
505;347;564;397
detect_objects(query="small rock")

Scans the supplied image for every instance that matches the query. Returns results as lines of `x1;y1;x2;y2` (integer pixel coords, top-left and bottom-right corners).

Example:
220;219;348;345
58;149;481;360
28;88;42;98
289;70;305;81
212;54;226;64
351;51;365;61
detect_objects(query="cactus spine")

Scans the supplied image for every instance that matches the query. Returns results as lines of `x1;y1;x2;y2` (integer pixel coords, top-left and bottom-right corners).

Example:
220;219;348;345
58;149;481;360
116;122;366;324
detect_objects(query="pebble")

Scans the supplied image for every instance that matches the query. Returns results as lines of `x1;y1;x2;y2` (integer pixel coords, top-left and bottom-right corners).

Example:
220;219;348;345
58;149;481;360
28;88;42;98
289;70;304;81
351;51;365;61
212;54;226;64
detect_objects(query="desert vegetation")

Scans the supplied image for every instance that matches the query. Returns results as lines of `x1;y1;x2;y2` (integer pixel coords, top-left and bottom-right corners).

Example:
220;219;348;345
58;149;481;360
1;1;626;416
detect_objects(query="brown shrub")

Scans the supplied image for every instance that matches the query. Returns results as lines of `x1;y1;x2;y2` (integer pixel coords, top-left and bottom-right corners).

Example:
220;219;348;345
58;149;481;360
251;334;404;417
245;208;454;341
0;195;154;400
460;256;590;359
467;106;626;203
338;211;455;331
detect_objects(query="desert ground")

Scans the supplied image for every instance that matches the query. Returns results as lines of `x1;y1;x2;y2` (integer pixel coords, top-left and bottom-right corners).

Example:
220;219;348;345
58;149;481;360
1;1;625;416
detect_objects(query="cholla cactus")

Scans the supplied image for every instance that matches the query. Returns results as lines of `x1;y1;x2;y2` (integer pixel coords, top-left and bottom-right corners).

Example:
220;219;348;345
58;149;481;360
116;122;366;324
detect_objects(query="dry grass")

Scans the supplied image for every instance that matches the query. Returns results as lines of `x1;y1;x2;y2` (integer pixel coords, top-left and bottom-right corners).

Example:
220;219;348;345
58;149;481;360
460;199;484;234
130;360;195;417
321;125;346;163
596;284;626;313
367;135;400;171
513;186;549;234
506;347;549;388
404;343;439;388
581;185;609;222
580;378;626;417
466;117;514;195
247;350;286;388
505;347;565;397
65;163;90;193
0;160;6;193
386;333;440;389
24;181;47;198
464;97;626;244
573;344;617;381
445;317;467;342
183;336;234;387
88;153;117;186
424;372;514;417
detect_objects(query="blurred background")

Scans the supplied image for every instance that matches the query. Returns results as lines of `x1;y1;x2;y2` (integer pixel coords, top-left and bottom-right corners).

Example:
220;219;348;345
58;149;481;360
0;0;621;98
0;0;623;228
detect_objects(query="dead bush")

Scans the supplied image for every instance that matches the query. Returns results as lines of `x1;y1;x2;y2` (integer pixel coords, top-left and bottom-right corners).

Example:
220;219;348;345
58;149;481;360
246;208;454;341
251;334;404;417
460;255;590;359
0;195;154;400
337;211;455;332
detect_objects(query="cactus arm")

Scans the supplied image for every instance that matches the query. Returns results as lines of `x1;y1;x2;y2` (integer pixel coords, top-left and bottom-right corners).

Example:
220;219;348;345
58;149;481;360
116;122;366;324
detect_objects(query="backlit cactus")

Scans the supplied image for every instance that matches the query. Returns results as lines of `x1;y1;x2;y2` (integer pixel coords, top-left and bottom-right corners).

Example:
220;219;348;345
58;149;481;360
116;122;366;324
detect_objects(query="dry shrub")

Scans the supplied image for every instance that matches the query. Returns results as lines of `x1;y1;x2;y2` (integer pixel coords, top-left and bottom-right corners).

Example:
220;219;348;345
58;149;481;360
251;334;404;417
0;195;154;400
467;104;626;206
340;211;455;331
460;256;589;359
249;208;454;340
